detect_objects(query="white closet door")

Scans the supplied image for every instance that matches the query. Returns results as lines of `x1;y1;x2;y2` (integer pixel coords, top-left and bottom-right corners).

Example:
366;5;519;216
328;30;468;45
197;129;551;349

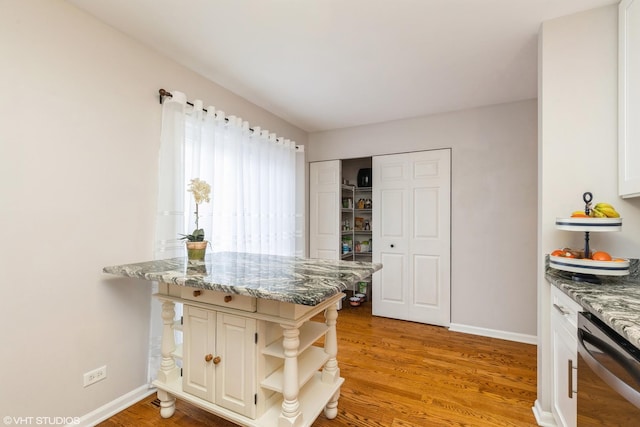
309;160;341;260
372;149;451;326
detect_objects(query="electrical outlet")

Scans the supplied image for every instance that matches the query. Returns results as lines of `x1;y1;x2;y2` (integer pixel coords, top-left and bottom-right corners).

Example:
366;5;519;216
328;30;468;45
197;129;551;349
83;365;107;387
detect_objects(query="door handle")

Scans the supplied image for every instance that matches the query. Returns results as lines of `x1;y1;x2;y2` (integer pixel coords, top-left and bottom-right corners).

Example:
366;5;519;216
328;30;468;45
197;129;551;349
578;328;640;407
568;359;577;398
553;303;569;315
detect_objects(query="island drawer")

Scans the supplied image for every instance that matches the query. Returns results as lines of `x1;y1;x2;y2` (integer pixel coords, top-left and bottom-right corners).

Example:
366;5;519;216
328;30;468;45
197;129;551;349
180;287;257;312
551;286;582;333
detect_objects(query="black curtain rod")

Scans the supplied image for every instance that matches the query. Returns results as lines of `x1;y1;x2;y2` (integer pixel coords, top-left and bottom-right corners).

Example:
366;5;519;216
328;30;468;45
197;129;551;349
159;88;216;114
159;88;255;131
158;88;301;150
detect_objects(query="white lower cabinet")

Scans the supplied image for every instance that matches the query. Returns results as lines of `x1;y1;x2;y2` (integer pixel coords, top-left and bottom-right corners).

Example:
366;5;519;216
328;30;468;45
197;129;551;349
183;305;257;418
550;286;581;427
153;286;344;427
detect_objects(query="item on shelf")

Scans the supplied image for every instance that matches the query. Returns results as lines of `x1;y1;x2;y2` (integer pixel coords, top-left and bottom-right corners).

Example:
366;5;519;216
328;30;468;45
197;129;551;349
361;240;370;253
342;235;352;254
357;168;372;187
363;219;370;231
355;217;364;230
364;198;372;209
355;241;361;253
358;281;368;294
357;199;365;209
342;197;353;209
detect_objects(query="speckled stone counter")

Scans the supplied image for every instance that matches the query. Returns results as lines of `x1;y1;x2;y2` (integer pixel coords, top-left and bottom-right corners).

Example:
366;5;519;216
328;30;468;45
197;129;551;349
103;251;382;306
546;258;640;350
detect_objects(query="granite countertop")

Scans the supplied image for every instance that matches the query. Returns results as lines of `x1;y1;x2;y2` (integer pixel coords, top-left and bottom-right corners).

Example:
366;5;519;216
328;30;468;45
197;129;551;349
546;259;640;350
103;251;382;306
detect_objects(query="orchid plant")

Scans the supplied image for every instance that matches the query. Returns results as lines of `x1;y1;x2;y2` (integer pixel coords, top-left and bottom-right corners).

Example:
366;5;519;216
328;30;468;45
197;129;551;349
180;178;211;242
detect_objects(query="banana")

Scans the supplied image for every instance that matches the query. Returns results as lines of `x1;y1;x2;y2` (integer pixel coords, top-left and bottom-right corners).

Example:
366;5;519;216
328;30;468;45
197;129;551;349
587;202;621;218
595;202;615;209
599;207;620;218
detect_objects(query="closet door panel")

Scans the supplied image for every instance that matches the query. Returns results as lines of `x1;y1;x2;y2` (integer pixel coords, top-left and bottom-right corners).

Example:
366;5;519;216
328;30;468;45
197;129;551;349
309;160;341;260
373;149;451;326
412;254;439;306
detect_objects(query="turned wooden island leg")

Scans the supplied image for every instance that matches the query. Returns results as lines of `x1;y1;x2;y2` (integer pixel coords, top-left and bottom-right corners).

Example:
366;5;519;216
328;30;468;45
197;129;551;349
279;325;304;427
322;304;340;382
323;304;341;419
156;299;179;418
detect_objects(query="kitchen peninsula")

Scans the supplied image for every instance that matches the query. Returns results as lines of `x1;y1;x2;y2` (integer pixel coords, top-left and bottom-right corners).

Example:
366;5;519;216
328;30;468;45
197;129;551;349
103;252;382;427
546;259;640;349
545;258;640;426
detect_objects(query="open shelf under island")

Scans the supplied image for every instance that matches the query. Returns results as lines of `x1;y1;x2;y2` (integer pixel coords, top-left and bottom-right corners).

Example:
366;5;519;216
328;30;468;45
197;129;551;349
103;251;382;427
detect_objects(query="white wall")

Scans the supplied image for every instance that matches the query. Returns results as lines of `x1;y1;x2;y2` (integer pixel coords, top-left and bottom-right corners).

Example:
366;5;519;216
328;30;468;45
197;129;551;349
0;0;306;421
309;99;538;339
536;4;640;418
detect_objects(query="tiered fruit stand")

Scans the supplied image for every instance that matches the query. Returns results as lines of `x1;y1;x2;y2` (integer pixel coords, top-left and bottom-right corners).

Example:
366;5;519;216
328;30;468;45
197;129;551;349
549;192;629;284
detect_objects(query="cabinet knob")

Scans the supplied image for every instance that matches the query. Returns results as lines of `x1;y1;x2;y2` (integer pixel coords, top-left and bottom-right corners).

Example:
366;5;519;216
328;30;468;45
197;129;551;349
205;354;213;362
193;290;202;297
390;244;395;248
224;295;233;303
213;356;221;365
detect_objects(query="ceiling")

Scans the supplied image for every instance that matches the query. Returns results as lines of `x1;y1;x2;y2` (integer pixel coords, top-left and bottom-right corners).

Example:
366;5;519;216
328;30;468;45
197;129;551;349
67;0;618;133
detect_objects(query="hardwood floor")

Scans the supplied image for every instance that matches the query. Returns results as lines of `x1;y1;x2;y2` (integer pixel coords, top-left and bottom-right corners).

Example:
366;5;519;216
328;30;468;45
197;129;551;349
100;303;538;427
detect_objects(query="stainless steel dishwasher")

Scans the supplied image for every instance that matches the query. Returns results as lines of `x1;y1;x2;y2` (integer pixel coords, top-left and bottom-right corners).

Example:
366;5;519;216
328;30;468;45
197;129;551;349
577;311;640;425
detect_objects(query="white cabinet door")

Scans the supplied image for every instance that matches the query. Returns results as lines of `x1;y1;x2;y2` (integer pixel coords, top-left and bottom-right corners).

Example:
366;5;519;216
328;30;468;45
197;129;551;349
183;306;257;417
552;326;577;427
619;0;640;197
309;160;341;260
550;287;580;427
372;149;451;326
215;312;257;418
182;305;216;402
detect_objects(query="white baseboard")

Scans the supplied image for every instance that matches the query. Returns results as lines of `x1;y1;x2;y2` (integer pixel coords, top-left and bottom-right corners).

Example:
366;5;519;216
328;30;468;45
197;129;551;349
532;399;557;426
449;323;537;345
71;384;156;427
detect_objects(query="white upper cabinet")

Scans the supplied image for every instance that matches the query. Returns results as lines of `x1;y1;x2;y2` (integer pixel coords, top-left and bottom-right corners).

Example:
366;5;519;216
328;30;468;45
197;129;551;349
619;0;640;197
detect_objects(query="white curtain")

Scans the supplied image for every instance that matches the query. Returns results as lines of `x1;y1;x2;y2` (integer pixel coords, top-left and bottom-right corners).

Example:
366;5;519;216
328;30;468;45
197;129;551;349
148;91;298;383
155;92;297;258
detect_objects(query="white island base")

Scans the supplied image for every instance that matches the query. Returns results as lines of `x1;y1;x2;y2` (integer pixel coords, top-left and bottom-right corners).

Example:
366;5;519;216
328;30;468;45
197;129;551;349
153;285;345;427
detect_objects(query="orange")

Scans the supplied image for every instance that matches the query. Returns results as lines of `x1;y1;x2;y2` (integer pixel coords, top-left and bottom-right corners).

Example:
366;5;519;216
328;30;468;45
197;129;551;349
591;251;612;261
571;212;589;218
551;249;563;256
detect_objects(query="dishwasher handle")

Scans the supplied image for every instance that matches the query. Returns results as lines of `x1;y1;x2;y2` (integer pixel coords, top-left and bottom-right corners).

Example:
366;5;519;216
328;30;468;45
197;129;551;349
578;328;640;408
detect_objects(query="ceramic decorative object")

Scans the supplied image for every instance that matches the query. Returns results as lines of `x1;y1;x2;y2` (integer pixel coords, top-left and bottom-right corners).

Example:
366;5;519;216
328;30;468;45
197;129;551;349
186;240;207;261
